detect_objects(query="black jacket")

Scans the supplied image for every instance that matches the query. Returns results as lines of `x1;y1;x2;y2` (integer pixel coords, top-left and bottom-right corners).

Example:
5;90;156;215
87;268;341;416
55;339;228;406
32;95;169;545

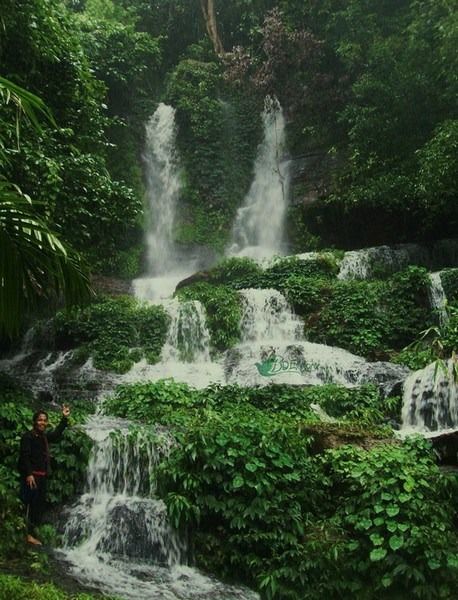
18;417;68;477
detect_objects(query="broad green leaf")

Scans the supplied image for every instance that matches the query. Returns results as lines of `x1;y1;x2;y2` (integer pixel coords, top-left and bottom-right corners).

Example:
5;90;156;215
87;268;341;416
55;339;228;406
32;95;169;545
370;548;387;561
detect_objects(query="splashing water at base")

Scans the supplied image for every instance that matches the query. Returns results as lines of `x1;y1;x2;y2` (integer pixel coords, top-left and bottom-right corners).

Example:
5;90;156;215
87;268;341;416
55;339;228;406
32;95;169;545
57;416;258;600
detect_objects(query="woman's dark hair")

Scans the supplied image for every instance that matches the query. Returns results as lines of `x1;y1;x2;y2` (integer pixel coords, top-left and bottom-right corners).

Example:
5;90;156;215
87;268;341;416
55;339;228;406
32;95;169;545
32;411;48;424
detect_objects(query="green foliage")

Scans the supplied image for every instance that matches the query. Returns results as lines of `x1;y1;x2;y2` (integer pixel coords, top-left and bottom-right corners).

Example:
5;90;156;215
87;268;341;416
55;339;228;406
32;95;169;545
54;296;169;372
441;268;458;307
416;120;458;237
0;0;152;275
176;283;241;352
157;404;326;591
305;267;432;358
206;255;338;293
0;179;92;338
208;257;264;287
276;0;457;249
105;380;394;433
166;58;262;251
399;305;458;371
321;437;458;599
0;574;116;599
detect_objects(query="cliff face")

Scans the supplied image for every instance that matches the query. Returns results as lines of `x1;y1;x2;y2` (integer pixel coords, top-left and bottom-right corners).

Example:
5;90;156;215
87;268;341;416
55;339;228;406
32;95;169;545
289;150;342;208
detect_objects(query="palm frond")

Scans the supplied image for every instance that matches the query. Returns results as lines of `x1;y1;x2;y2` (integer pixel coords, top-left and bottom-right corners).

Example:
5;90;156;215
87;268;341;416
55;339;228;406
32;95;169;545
0;75;56;134
0;181;93;337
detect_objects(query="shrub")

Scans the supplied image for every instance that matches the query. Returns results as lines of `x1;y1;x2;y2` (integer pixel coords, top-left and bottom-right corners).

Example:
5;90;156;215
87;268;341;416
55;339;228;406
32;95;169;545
54;297;169;372
321;438;458;599
0;574;116;599
441;268;458;306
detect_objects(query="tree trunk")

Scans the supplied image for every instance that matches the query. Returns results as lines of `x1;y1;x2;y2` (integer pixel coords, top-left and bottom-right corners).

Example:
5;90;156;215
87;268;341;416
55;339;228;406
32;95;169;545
200;0;225;56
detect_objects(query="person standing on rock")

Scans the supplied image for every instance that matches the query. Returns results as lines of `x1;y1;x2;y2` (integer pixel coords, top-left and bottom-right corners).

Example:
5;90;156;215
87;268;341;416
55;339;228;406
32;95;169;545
18;404;70;545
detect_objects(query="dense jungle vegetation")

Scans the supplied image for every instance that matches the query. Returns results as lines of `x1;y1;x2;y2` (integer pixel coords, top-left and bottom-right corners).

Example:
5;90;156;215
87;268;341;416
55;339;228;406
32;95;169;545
1;0;457;286
1;1;457;599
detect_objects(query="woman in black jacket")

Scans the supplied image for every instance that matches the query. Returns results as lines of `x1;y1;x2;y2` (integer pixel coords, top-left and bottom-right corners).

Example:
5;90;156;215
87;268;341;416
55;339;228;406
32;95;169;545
18;404;70;545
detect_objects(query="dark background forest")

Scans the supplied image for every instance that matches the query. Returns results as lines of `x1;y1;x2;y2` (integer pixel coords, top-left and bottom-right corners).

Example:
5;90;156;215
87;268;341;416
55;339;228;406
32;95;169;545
1;0;456;279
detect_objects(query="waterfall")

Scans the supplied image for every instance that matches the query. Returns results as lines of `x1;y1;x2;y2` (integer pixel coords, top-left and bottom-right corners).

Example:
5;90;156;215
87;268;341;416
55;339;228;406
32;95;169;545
162;299;212;363
58;416;258;600
429;272;449;325
337;244;430;280
135;104;202;303
239;288;303;343
401;359;458;432
227;96;290;260
143;103;181;275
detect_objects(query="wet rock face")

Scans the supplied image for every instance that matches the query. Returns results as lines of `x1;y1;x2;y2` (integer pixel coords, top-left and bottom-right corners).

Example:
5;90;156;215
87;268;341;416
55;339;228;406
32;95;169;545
336;240;458;281
0;350;116;403
356;362;411;397
103;502;173;563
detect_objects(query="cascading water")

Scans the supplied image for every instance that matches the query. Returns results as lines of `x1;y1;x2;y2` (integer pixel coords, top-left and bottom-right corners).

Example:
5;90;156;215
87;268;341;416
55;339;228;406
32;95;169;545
227;96;290;260
58;416;258;600
337;244;430;280
134;103;199;304
429;272;449;326
401;360;458;434
162;299;212;363
400;274;456;436
225;288;408;393
239;288;303;343
119;297;224;390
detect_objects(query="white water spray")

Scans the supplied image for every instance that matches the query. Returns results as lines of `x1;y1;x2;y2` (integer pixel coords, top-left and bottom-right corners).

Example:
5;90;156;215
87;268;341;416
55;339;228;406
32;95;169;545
228;96;290;260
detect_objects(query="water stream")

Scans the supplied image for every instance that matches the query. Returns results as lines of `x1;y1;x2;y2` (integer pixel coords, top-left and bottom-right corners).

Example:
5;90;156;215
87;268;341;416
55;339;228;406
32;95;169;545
428;272;449;326
227;96;290;260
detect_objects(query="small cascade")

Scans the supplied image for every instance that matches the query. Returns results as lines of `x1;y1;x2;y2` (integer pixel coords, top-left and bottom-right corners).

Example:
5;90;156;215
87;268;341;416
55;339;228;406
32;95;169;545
144;104;182;275
228;96;290;260
429;272;449;325
59;416;258;600
239;288;303;343
121;291;223;389
337;244;430;280
401;359;458;432
162;299;211;363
